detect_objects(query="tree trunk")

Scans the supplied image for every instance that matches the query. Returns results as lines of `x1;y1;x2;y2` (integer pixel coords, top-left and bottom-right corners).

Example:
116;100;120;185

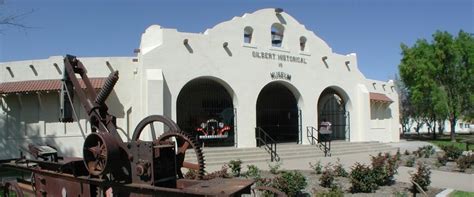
450;116;456;142
438;120;444;135
432;121;437;140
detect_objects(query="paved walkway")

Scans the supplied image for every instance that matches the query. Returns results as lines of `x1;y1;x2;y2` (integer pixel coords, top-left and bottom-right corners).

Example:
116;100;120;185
205;140;474;192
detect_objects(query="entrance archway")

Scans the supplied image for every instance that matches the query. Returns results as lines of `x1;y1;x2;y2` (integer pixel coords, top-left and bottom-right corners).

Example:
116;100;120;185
317;88;350;140
256;82;300;143
177;78;235;147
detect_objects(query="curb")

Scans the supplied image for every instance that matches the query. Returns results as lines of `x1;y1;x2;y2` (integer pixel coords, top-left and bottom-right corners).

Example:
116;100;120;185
435;188;454;197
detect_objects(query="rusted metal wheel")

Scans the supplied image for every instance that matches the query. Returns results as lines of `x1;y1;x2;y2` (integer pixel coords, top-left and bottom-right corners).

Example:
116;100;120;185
2;181;24;197
83;132;120;176
157;131;206;179
131;115;180;141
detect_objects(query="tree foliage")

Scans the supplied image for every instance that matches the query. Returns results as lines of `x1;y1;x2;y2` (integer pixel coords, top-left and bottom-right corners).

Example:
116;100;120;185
0;2;33;32
399;30;474;141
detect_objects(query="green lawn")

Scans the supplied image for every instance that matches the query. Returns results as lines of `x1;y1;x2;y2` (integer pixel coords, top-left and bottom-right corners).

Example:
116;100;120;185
429;140;474;151
450;190;474;197
428;135;474;151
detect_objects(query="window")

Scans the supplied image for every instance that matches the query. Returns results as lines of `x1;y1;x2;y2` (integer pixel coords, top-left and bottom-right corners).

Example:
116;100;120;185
271;23;284;47
300;36;307;51
244;26;253;44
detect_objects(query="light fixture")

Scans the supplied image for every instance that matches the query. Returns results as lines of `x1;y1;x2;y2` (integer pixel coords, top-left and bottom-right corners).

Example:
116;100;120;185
183;39;189;45
275;8;283;14
223;42;228;48
322;56;328;61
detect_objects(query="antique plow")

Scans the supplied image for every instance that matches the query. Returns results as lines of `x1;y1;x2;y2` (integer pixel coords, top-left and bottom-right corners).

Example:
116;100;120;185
0;55;261;196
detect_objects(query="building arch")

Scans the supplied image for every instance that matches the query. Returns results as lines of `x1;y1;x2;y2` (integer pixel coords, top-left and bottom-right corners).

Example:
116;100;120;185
176;76;236;146
256;81;302;143
317;86;351;141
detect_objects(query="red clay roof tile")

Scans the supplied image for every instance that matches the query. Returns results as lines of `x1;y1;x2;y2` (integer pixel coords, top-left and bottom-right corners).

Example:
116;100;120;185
0;78;106;94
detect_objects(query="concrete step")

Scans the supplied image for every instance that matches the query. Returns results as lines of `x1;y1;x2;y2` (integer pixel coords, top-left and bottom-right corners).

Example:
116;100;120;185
187;142;393;158
183;142;398;167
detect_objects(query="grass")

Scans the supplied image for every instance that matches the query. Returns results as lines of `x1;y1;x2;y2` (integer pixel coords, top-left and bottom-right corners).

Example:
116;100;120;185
428;136;474;151
403;133;474;151
450;190;474;197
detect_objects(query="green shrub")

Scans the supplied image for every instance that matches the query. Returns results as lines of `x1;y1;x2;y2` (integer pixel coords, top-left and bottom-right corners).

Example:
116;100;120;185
271;170;307;196
370;152;399;186
404;150;410;156
244;164;261;179
333;159;348;177
314;185;344;197
411;162;431;193
396;149;402;161
437;154;448;166
268;161;282;174
371;153;387;185
228;159;242;177
349;163;378;193
415;145;435;158
184;169;199;179
385;154;400;185
202;164;230;180
319;165;335;188
394;191;409;197
456;155;474;172
406;157;415;167
441;145;463;161
309;161;323;174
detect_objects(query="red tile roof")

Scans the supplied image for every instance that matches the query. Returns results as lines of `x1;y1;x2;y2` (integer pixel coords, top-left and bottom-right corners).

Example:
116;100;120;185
0;78;106;94
369;92;393;103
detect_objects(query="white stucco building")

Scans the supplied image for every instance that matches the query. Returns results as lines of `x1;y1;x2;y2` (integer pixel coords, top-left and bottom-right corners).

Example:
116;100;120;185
0;8;399;159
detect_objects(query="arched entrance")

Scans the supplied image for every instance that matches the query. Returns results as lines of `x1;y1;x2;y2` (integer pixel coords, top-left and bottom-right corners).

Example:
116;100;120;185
177;78;235;147
317;88;350;140
256;82;300;143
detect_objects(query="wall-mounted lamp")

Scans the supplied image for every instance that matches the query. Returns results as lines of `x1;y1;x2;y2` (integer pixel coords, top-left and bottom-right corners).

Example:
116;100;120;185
223;42;228;48
322;56;328;61
183;39;189;45
133;49;140;54
345;61;350;65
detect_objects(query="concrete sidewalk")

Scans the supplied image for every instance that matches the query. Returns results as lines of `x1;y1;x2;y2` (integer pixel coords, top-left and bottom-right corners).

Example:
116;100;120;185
205;140;474;192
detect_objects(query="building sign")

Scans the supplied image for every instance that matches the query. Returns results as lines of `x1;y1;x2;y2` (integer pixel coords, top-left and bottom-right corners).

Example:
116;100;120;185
252;51;307;64
270;72;291;81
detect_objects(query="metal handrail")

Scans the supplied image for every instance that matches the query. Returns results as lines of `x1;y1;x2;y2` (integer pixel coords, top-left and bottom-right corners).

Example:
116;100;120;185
255;127;280;162
306;126;331;157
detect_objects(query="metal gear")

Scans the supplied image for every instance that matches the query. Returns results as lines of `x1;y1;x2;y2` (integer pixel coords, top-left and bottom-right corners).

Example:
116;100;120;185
83;132;120;176
156;131;205;179
131;115;180;141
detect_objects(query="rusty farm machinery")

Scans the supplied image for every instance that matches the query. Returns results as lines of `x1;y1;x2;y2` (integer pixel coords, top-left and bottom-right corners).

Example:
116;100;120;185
0;55;284;196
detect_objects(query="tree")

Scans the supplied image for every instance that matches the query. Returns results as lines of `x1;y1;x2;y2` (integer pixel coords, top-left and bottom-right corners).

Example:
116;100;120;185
399;30;474;142
0;3;33;32
394;76;414;134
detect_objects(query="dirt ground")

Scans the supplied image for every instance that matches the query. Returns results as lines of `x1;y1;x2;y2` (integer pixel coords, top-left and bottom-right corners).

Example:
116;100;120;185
399;151;474;174
258;170;443;197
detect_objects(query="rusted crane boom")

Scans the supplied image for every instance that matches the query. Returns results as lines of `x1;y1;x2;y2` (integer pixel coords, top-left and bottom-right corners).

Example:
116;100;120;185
1;55;270;197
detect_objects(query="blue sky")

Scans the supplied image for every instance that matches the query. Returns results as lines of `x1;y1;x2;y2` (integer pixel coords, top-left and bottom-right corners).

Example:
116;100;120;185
1;0;472;81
